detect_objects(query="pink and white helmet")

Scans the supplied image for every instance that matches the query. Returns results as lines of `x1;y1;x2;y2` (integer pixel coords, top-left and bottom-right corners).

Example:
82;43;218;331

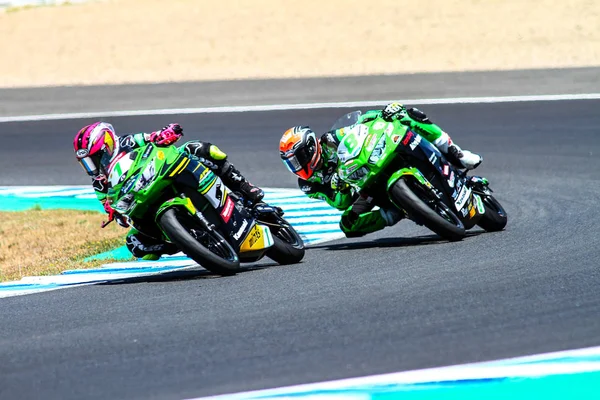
73;122;120;176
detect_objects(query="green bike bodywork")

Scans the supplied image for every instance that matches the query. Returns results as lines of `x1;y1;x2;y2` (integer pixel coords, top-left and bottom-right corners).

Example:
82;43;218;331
105;143;275;261
335;114;484;231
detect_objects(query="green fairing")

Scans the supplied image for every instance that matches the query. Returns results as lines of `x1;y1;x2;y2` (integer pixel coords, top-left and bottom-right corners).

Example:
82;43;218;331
155;197;196;222
303;108;446;236
386;167;429;191
338;108;444;143
93;133;150;203
309;108;444;209
106;144;192;241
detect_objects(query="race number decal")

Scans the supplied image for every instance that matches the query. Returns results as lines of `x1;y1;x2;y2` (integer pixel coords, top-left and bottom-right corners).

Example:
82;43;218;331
108;155;134;187
338;125;368;163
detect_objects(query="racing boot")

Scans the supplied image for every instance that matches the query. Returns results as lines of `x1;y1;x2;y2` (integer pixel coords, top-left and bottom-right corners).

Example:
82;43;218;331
340;208;403;238
126;230;179;260
432;131;482;170
220;162;265;205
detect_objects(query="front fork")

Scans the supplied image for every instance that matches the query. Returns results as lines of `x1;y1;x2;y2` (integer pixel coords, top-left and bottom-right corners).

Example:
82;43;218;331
467;176;492;195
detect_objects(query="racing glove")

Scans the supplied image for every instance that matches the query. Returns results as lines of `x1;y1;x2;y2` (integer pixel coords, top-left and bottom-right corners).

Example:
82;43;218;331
330;172;350;193
382;102;406;121
102;201;129;228
150;123;184;146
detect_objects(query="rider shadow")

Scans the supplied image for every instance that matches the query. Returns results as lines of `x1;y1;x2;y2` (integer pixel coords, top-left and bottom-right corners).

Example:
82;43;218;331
100;261;284;285
310;230;484;251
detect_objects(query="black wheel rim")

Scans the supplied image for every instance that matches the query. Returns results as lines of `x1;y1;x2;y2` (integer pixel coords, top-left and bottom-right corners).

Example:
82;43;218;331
276;225;303;248
484;196;507;217
409;181;462;228
178;213;238;262
432;201;462;227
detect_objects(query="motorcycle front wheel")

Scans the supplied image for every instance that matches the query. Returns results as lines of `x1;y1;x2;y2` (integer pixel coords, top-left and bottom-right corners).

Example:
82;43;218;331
389;178;465;241
158;207;240;275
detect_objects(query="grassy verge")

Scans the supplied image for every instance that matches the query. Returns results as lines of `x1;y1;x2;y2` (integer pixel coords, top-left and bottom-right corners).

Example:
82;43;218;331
0;207;132;282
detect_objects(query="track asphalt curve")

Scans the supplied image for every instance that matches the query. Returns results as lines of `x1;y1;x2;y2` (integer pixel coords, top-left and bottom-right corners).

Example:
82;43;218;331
1;100;599;400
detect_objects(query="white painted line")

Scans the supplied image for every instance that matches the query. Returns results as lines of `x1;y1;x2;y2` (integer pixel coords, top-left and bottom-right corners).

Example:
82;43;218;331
2;93;600;123
188;346;600;400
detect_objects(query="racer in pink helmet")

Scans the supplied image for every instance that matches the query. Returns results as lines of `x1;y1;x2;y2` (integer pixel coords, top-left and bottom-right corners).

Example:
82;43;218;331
73;122;120;176
73;122;264;260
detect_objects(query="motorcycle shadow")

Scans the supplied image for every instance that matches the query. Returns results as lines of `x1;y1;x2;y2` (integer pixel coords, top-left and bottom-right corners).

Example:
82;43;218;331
100;261;284;285
311;230;485;251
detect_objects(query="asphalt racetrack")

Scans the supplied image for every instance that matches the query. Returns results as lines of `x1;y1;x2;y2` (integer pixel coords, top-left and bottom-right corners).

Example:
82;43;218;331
1;100;599;400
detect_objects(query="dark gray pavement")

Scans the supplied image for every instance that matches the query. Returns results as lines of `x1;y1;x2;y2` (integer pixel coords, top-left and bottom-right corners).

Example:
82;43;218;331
0;100;599;399
1;67;600;117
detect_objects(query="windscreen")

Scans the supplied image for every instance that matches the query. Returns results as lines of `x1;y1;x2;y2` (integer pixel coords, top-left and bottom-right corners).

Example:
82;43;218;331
329;111;362;131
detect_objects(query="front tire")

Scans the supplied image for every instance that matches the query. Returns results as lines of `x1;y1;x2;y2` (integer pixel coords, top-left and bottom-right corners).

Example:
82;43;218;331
389;179;465;241
477;195;508;232
266;221;305;265
158;207;240;275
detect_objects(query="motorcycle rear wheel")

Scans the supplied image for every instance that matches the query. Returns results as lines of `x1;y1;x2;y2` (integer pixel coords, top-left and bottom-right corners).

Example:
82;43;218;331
158;207;240;275
389;179;465;241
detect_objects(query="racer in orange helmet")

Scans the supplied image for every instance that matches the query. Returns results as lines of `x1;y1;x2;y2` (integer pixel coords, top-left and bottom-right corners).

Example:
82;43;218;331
279;103;482;238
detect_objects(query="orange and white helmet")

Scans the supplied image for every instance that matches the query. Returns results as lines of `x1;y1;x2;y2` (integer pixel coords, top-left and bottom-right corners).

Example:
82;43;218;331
279;126;322;180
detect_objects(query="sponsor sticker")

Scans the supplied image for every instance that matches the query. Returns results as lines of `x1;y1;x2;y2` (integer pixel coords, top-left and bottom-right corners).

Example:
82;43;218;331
454;185;471;211
384;123;394;135
469;203;476;218
410;135;422;150
372;121;386;130
220;197;234;223
365;134;377;151
448;171;455;188
402;131;414;146
443;164;449;176
233;219;248;240
142;146;153;159
475;194;486;214
248;226;262;247
76;149;88;158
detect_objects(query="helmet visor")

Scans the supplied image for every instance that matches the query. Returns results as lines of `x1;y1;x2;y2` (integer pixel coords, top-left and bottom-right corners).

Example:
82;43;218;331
99;151;114;171
282;154;303;173
78;156;98;176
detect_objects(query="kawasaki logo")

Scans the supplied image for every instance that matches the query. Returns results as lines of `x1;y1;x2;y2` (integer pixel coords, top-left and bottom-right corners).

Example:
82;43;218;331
233;219;248;240
454;186;471;211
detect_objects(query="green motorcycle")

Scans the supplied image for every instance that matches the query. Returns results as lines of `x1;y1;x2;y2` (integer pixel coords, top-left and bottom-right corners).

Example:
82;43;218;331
105;143;305;275
332;111;507;241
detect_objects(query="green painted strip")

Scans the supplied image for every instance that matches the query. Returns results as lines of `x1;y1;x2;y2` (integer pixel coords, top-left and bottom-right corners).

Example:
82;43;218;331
371;371;600;400
84;246;133;262
0;196;102;212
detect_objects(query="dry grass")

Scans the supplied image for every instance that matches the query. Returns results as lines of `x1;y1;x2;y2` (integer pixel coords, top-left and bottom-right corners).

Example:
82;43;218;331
0;208;130;282
0;0;599;87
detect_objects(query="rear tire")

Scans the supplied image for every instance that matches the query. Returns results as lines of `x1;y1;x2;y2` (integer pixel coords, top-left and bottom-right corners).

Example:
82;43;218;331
266;222;305;265
158;207;240;275
389;179;465;241
477;195;508;232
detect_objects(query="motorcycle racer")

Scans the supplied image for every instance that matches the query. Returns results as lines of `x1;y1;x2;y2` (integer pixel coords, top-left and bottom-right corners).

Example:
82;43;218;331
73;122;264;259
279;103;482;238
